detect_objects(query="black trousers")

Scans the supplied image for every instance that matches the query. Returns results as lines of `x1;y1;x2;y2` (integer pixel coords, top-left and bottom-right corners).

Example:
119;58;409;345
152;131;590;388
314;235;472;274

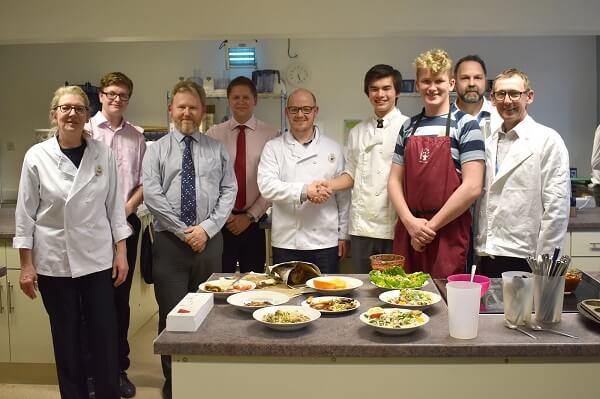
115;213;141;372
221;218;266;273
153;231;223;387
349;235;393;274
38;269;119;399
272;246;339;274
479;255;530;278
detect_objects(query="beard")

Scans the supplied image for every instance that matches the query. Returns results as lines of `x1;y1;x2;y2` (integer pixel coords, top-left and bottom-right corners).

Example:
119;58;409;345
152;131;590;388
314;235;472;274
458;89;483;104
174;119;200;134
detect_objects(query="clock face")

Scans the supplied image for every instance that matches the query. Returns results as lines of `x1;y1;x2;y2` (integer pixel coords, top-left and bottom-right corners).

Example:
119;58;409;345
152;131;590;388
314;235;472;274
286;62;309;87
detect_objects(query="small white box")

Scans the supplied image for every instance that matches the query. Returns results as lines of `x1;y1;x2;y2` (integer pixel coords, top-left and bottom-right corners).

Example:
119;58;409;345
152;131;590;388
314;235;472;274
166;293;214;332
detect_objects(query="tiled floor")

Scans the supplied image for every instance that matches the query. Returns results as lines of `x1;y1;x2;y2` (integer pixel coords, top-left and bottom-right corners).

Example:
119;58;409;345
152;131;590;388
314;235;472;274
0;313;163;399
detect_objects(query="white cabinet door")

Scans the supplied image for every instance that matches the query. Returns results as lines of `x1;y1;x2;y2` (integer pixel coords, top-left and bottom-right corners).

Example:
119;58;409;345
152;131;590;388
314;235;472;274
6;269;54;363
0;274;9;362
570;232;600;256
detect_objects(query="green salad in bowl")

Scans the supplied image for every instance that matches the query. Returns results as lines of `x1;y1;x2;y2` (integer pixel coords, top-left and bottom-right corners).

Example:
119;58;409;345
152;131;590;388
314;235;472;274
368;266;431;289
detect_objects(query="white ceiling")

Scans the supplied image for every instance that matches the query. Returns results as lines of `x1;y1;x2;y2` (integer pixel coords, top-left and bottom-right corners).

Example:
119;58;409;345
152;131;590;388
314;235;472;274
3;0;600;45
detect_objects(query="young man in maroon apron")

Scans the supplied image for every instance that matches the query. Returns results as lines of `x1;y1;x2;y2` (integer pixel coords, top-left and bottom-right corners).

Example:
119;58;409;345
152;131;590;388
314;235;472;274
388;49;485;278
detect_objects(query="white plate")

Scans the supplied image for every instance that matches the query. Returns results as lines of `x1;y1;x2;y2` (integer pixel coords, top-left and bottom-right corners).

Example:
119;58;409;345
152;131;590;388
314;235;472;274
301;296;360;314
305;276;363;295
379;289;441;310
198;279;256;299
359;308;429;336
370;279;429;291
227;290;289;313
253;305;320;331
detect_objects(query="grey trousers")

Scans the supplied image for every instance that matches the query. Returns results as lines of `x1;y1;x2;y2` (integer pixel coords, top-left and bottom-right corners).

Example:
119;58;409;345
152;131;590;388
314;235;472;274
350;235;393;274
153;231;223;385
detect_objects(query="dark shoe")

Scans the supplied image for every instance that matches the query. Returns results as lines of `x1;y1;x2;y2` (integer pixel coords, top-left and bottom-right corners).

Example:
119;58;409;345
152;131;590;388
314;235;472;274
119;371;136;398
87;377;95;399
161;380;172;399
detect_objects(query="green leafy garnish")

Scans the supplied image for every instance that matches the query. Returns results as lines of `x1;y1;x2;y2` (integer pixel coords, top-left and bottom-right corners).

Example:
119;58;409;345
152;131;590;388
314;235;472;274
369;266;430;289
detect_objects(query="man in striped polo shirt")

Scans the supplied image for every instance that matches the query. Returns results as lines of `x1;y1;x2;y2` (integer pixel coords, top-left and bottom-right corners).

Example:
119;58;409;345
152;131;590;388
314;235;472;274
388;49;485;278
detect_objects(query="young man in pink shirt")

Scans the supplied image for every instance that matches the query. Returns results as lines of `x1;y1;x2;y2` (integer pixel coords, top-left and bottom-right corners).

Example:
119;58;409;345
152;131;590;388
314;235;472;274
87;71;145;398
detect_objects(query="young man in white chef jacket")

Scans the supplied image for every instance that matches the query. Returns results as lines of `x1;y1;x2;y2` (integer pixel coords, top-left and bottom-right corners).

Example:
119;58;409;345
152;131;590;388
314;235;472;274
257;88;350;274
476;68;570;277
313;64;408;273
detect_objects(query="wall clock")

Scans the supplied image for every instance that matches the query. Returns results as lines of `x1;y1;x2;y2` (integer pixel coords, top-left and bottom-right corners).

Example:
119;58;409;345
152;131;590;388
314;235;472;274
285;61;310;87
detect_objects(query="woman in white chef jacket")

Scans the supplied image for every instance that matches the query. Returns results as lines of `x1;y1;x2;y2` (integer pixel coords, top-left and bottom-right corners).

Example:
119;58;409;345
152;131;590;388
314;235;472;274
13;86;131;399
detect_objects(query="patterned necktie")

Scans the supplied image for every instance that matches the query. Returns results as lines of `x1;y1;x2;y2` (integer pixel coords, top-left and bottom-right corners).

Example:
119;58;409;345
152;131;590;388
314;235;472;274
234;125;246;210
181;135;196;226
377;118;384;128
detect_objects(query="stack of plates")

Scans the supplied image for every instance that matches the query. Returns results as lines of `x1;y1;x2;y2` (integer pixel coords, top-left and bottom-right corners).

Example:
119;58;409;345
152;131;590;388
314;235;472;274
577;299;600;324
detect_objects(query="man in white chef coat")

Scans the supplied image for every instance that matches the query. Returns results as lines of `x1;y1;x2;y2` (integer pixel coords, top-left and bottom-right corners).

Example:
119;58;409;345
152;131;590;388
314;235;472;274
476;68;570;277
313;64;408;273
257;88;350;274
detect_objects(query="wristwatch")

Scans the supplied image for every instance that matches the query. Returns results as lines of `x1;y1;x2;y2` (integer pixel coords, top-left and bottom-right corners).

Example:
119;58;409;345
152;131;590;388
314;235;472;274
245;213;258;223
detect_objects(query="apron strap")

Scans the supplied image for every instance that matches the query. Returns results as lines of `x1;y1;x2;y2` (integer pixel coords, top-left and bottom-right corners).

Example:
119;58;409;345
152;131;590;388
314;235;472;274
411;106;452;137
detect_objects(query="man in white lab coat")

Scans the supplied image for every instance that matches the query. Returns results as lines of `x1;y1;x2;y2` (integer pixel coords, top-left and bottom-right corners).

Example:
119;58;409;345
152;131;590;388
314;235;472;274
476;68;570;277
257;88;350;273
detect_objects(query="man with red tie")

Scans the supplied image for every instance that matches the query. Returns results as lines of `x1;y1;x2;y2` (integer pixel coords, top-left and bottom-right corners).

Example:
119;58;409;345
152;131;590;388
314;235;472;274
207;76;278;273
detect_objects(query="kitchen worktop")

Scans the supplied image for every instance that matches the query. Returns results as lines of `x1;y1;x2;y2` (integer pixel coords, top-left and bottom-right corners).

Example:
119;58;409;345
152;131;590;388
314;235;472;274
154;273;600;359
568;206;600;230
0;208;15;239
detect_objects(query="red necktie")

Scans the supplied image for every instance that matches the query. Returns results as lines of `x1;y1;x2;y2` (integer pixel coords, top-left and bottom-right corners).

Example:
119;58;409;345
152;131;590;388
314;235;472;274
234;125;246;210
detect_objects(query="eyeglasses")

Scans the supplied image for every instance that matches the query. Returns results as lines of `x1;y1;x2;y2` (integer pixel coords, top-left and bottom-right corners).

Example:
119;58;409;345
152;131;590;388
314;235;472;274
492;90;529;101
287;106;316;115
101;91;130;101
54;105;88;115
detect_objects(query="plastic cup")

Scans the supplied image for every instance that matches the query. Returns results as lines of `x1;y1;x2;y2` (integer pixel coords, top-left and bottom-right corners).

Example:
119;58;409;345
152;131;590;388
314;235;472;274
502;271;533;326
533;275;565;324
447;281;480;339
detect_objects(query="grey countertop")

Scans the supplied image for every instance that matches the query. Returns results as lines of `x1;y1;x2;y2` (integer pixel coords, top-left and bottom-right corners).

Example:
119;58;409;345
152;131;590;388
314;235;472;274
154;273;600;359
569;207;600;231
0;208;15;239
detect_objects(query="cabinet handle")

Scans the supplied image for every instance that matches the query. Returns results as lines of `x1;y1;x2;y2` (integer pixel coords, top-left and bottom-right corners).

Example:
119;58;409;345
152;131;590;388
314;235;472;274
0;284;4;313
7;282;14;313
589;242;600;250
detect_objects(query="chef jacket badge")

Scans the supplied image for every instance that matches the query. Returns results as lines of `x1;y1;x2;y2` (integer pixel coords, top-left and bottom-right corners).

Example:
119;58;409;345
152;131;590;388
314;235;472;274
419;148;431;163
328;153;336;163
95;165;103;176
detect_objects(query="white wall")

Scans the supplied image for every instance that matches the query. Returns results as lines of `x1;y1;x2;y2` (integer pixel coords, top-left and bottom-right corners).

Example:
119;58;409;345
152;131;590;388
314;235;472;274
0;36;596;198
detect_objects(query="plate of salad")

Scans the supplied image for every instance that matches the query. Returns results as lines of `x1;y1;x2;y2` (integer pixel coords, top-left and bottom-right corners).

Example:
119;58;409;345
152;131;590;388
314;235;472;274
379;289;441;310
368;266;430;290
360;307;429;335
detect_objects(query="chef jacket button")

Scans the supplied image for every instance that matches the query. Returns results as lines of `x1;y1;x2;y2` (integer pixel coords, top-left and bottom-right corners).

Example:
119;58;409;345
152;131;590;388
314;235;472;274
375;192;380;196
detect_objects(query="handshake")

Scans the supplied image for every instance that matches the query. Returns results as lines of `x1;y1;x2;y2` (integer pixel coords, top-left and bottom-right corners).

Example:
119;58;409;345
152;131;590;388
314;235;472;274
306;180;332;204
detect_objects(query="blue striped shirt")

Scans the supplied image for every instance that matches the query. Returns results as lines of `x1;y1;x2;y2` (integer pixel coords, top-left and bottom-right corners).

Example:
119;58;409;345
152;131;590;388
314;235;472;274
392;105;485;172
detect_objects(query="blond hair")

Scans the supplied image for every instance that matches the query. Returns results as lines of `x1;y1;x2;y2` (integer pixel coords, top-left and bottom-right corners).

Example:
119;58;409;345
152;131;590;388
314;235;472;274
48;86;90;125
414;49;453;76
493;68;532;92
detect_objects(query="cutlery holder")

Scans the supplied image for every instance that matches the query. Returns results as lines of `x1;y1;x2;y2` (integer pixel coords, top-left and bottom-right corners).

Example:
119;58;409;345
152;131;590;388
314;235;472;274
533;275;565;324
